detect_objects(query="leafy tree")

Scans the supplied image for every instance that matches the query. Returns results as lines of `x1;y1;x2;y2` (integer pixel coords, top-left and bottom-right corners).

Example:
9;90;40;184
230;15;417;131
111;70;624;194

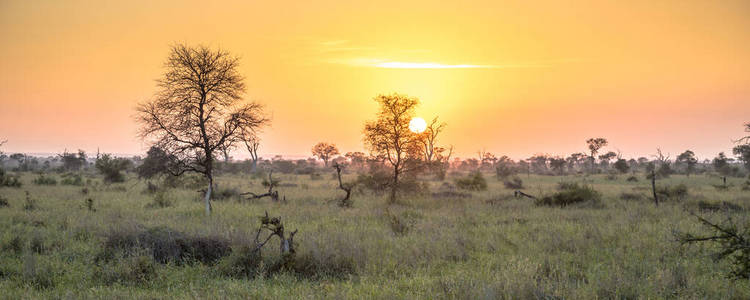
59;150;87;171
586;138;608;173
363;93;421;203
136;146;175;179
598;151;617;168
549;157;566;175
613;158;630;174
676;150;698;177
345;151;367;170
136;44;269;215
311;142;340;167
713;152;732;176
495;156;516;178
95;154;132;183
733;144;750;173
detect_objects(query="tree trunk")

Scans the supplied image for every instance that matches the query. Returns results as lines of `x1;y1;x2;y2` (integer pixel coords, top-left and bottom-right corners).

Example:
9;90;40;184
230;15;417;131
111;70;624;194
204;177;213;215
651;170;658;207
390;167;399;204
251;159;257;173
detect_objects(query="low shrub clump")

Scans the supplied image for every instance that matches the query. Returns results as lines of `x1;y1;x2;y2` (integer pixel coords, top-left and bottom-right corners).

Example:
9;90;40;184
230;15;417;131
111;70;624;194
656;184;688;202
0;196;9;208
95;255;157;286
503;177;524;189
454;171;487;191
696;200;744;212
32;174;57;185
626;176;639;182
60;173;84;186
0;169;22;187
536;182;601;207
145;190;173;208
212;185;242;201
99;226;231;265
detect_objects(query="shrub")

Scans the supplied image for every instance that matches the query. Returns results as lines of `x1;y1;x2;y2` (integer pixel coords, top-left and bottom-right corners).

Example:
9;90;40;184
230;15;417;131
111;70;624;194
0;170;22;187
656;184;688;202
503;177;524;189
677;213;750;279
212;186;242;201
355;171;392;194
100;226;231;265
2;235;24;254
536;183;601;207
32;174;57;185
216;245;262;278
626;176;639;182
454;171;487;191
95;154;131;183
0;196;9;208
60;173;84;186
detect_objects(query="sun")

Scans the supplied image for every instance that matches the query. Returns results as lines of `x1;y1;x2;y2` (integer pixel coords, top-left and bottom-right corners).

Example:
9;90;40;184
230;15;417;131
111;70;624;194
409;117;427;133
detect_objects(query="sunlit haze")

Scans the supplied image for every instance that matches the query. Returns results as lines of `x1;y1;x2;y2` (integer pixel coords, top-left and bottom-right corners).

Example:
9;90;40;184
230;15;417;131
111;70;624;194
1;0;749;160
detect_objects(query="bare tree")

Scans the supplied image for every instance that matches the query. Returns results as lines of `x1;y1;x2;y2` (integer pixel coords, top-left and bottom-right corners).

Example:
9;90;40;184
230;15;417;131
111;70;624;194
419;117;446;162
136;44;269;215
311;142;339;167
364;93;421;204
332;163;354;207
241;129;262;173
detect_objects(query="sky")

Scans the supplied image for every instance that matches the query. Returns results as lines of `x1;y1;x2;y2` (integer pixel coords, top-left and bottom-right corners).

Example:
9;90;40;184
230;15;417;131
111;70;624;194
1;0;749;161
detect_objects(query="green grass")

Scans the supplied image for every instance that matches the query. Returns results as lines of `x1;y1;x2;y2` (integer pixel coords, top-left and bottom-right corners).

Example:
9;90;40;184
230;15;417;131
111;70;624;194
0;171;748;299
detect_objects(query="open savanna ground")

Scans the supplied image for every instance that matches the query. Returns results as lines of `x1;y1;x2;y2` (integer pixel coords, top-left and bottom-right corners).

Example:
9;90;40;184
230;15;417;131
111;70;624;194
1;171;749;299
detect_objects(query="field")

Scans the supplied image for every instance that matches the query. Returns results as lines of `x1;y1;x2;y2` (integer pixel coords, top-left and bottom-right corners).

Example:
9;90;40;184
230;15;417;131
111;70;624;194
1;171;749;299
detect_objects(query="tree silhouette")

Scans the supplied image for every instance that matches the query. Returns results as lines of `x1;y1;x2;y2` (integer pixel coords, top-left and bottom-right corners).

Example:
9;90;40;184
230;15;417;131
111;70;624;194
311;142;339;167
586;138;608;173
136;44;269;215
676;150;698;177
363;93;421;204
419;117;446;162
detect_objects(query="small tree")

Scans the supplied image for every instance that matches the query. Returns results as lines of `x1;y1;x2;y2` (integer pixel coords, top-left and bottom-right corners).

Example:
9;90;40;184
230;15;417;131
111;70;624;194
95;154;132;183
59;150;87;171
676;150;698;177
136;146;175;180
613;158;630;174
363;93;421;204
311;142;339;167
586;138;608;173
549;157;566;175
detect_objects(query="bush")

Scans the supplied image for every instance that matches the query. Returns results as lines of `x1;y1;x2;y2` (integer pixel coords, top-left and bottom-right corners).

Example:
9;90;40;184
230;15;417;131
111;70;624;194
656;184;688;202
355;171;392;194
213;186;242;201
95;154;131;183
454;171;487;191
503;177;524;189
0;196;9;208
216;245;262;278
100;226;231;265
60;173;84;186
536;183;601;207
32;174;57;185
677;213;750;279
626;176;639;182
0;170;22;187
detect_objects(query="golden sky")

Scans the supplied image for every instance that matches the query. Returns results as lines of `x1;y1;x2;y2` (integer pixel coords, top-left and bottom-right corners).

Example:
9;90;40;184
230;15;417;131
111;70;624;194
1;0;749;160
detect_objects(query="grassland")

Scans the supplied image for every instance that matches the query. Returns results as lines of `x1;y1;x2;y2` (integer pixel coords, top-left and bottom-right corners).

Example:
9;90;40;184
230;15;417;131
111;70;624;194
1;171;748;299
